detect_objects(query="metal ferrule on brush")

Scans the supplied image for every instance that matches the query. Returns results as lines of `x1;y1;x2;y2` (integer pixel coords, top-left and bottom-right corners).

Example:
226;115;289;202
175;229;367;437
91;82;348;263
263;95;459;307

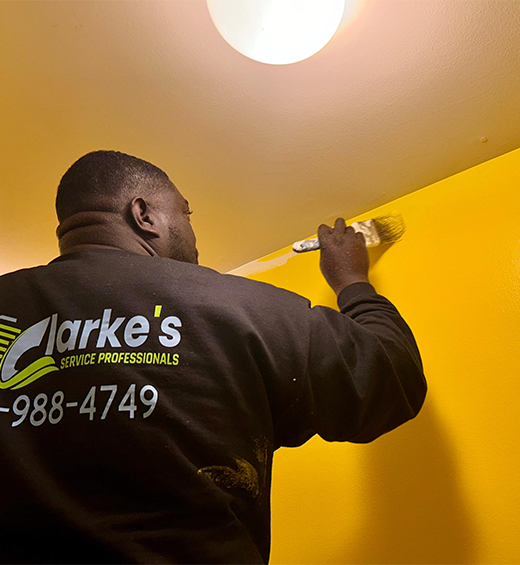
350;220;381;247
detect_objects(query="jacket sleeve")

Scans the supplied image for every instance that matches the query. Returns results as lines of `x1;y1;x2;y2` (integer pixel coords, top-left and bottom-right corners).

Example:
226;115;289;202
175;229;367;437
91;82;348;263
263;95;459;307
271;282;426;448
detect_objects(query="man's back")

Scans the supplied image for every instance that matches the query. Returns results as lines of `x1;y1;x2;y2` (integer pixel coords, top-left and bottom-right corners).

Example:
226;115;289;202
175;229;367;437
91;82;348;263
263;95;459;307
0;248;425;563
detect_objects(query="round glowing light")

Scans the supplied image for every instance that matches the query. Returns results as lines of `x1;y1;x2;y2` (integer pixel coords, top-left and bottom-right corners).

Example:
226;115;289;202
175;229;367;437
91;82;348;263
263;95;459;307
207;0;347;65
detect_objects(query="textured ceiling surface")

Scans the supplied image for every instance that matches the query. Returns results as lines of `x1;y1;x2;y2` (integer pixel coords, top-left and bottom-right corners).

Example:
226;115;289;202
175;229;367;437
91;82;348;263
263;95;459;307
1;0;519;274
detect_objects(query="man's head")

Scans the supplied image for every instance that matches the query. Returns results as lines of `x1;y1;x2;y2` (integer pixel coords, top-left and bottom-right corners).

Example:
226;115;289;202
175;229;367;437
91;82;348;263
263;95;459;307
56;150;198;264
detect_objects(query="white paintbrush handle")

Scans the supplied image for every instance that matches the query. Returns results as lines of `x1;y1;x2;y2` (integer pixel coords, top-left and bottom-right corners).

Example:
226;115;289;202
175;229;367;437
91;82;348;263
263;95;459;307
292;220;380;253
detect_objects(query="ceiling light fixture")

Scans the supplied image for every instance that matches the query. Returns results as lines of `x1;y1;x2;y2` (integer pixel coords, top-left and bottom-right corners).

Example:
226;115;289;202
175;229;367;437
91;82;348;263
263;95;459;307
207;0;352;65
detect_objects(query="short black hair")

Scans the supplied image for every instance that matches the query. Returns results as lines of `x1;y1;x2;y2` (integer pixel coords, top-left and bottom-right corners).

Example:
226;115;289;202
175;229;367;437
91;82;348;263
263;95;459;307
56;150;172;223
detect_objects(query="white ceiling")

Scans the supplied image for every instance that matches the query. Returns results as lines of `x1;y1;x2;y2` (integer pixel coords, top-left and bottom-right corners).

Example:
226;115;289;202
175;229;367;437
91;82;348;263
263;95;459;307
1;0;520;273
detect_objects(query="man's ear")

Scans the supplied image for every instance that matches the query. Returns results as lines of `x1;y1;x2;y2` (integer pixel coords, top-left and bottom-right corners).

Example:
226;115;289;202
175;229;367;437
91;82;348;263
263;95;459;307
129;197;160;238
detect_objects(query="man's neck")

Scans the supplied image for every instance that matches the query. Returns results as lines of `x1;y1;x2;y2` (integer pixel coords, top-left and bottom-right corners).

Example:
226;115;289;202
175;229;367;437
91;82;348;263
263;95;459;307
56;211;157;257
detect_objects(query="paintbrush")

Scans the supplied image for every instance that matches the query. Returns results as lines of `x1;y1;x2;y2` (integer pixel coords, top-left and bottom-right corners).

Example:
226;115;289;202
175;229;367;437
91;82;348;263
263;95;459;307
292;213;405;253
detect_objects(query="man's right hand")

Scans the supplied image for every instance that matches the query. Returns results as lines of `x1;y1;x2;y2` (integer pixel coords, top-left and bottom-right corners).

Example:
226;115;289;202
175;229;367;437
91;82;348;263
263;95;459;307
318;218;370;296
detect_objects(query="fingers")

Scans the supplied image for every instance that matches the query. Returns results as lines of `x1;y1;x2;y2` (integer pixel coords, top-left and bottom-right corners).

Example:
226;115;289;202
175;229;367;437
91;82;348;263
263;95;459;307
318;218;348;241
317;223;333;240
318;218;367;254
334;217;347;232
355;230;366;244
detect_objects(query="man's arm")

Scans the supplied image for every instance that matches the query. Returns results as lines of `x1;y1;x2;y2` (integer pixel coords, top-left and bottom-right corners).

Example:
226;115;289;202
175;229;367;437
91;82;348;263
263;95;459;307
271;217;426;447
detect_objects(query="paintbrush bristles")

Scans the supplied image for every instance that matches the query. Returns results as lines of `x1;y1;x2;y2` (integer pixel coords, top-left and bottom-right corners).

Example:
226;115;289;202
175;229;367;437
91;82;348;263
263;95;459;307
372;214;405;244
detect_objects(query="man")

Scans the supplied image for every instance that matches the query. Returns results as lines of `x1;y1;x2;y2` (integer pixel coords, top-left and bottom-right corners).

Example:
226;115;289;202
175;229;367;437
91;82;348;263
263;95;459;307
0;151;426;564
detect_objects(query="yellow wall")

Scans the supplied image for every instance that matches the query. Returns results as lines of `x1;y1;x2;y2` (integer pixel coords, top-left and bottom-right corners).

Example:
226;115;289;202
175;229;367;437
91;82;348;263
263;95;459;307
232;147;520;564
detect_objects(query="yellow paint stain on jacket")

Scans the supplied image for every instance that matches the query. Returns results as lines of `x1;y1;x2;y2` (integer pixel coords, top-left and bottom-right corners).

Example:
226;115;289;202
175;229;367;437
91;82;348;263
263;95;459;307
198;436;269;499
199;457;260;498
243;147;520;564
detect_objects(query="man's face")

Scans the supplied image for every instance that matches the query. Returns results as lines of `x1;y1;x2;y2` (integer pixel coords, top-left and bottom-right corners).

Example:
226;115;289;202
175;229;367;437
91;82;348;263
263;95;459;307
156;183;199;265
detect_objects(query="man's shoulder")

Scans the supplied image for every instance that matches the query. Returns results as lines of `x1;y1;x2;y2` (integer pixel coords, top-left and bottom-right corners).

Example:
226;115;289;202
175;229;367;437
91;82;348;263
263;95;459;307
0;263;46;283
2;249;310;307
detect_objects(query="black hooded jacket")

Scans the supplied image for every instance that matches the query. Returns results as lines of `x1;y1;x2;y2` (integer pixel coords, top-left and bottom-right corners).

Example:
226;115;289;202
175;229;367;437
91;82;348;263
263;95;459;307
0;249;426;563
